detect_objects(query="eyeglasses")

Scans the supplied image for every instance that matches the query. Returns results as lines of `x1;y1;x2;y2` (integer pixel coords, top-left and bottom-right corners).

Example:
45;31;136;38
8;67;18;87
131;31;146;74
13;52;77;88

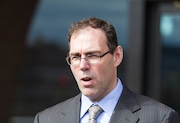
66;50;111;66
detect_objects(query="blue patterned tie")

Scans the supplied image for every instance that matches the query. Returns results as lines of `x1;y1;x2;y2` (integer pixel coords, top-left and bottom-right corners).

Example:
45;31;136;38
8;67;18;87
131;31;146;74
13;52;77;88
88;105;103;123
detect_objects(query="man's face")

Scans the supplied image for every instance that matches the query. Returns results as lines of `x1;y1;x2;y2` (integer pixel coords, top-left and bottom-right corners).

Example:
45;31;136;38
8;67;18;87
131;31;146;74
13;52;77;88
69;27;123;102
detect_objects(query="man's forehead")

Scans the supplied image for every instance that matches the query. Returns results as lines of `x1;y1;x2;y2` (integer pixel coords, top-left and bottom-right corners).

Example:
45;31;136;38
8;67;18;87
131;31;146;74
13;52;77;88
69;27;108;53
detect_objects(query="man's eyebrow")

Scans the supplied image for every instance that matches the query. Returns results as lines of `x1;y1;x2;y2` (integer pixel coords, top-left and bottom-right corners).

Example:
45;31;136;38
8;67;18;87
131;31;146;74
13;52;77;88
69;51;101;56
69;52;80;56
85;51;101;54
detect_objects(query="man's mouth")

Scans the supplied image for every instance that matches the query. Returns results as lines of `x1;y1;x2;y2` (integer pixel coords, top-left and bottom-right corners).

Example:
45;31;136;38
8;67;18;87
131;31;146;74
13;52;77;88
81;77;92;82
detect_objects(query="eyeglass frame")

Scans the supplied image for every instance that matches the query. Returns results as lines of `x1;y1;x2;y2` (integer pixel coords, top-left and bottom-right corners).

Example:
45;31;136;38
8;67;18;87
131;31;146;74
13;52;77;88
66;50;111;66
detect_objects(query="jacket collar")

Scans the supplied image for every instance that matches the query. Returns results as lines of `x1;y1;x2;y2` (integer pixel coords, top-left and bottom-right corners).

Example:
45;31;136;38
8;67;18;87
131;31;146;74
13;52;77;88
60;85;141;123
109;85;141;123
59;94;81;123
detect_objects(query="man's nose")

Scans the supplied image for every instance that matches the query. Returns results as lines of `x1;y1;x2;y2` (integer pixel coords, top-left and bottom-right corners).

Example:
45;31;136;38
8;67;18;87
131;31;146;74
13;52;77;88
79;58;90;70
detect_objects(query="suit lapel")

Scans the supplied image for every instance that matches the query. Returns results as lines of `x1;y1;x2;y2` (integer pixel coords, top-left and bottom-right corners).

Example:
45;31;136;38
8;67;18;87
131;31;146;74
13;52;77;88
58;85;141;123
60;94;81;123
109;85;141;123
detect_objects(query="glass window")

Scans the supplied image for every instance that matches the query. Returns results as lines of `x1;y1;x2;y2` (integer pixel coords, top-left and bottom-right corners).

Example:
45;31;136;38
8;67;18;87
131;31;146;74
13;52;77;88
11;0;130;122
160;7;180;113
27;0;129;48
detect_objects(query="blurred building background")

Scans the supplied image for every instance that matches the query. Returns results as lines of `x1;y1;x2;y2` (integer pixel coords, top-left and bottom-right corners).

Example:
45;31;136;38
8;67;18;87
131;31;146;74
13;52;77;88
0;0;180;122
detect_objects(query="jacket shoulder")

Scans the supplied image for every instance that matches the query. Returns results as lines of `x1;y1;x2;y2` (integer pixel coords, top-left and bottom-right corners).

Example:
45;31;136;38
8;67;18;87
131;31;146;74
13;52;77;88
42;94;80;113
34;94;81;123
134;93;180;122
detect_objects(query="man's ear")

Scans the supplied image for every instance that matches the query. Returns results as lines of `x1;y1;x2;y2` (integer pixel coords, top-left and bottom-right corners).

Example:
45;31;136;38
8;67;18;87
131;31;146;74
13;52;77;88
113;45;123;67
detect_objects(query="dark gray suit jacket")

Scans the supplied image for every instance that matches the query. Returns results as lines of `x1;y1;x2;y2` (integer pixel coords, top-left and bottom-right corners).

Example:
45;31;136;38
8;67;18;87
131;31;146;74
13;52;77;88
34;85;180;123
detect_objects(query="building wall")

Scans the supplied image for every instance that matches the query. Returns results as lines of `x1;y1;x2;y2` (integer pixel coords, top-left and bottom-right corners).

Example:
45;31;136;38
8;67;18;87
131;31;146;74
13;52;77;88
0;0;38;122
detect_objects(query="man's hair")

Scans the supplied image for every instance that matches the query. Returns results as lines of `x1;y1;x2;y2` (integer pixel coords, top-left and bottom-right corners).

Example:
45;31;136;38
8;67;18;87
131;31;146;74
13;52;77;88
67;17;118;53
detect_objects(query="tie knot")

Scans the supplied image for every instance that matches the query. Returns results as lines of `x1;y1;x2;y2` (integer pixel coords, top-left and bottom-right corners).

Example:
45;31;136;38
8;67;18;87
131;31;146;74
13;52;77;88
88;105;103;121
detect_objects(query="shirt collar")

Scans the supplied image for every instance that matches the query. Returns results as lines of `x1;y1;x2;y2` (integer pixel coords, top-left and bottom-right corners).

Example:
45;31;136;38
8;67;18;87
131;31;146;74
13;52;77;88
80;78;123;118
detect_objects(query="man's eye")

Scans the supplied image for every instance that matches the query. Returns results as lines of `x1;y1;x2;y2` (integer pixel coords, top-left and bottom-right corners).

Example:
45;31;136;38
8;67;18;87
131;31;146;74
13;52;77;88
87;54;98;58
71;56;80;60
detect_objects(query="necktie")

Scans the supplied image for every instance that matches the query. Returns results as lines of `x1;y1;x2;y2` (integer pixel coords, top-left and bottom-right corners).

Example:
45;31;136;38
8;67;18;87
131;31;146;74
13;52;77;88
88;105;103;123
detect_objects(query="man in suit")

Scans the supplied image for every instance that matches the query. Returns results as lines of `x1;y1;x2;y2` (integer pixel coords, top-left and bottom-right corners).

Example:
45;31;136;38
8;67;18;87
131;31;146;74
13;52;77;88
34;17;180;123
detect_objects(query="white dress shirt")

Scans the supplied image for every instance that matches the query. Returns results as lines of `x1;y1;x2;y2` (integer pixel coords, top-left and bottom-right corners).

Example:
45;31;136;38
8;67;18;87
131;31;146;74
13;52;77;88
80;78;123;123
